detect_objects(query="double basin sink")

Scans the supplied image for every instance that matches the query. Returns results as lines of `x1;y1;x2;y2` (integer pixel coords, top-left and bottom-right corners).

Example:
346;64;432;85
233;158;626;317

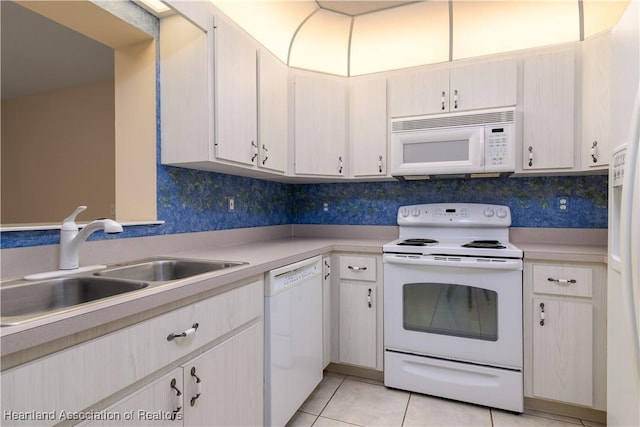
1;258;246;326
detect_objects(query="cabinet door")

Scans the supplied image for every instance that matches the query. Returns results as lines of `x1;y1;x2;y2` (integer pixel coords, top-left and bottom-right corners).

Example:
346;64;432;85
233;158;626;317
389;67;449;117
160;14;211;165
449;59;517;112
183;323;263;426
294;73;347;176
81;369;184;426
258;49;288;173
349;78;387;177
339;282;376;369
522;49;576;170
322;255;332;368
532;298;593;407
582;32;611;169
214;15;258;167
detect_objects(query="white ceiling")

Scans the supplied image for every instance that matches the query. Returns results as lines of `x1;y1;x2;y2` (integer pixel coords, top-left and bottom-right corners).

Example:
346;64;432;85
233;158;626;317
1;1;114;100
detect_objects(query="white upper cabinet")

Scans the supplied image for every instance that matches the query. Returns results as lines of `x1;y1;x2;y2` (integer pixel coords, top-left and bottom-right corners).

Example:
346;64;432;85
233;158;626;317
581;31;611;170
389;66;449;117
349;77;387;177
449;59;517;112
160;13;211;165
293;72;348;177
522;48;576;171
213;14;258;167
389;58;517;117
258;48;288;174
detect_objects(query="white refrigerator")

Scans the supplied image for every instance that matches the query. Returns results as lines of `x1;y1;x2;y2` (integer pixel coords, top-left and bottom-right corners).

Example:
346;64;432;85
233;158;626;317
607;2;640;426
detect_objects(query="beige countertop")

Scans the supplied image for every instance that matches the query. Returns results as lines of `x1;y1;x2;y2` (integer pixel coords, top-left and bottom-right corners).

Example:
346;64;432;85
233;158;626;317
517;242;608;264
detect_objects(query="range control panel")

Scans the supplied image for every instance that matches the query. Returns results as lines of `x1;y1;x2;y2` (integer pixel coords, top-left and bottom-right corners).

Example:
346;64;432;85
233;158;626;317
397;203;512;227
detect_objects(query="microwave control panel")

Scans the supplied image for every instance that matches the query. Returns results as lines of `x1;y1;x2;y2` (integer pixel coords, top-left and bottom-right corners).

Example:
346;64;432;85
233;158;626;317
485;124;515;172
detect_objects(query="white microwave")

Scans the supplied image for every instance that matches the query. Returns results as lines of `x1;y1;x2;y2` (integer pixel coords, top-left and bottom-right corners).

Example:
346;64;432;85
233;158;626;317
391;107;516;179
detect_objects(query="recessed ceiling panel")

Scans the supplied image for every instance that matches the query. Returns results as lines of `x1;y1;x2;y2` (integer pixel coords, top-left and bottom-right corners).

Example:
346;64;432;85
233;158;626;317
452;1;580;60
317;1;415;16
212;0;317;63
289;9;352;75
350;1;449;76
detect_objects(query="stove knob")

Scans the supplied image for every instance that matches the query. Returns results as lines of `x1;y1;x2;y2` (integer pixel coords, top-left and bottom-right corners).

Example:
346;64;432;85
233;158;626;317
483;208;495;217
496;208;507;218
400;208;410;217
411;208;420;217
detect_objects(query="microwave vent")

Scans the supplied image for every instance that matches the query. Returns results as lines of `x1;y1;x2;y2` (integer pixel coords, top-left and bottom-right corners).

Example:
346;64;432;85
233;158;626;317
392;109;515;132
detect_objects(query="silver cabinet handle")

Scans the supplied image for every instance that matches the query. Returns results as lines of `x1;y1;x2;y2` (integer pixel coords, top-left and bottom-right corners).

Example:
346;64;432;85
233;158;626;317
170;378;183;420
262;144;269;165
441;91;446;110
367;288;372;308
378;155;383;173
324;259;330;280
348;265;367;271
453;89;458;109
591;140;598;163
251;141;258;163
167;323;199;341
338;156;344;174
539;302;545;326
190;367;202;406
547;277;577;284
528;146;534;167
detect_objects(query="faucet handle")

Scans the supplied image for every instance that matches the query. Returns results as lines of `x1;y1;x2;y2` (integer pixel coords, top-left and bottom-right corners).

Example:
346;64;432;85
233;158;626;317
62;206;87;231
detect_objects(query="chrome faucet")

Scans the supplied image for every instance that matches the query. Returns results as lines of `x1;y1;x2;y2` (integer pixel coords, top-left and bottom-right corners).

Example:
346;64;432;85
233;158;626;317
59;206;123;270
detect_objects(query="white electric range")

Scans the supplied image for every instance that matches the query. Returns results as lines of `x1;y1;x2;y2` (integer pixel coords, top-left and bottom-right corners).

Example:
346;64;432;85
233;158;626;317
383;203;524;413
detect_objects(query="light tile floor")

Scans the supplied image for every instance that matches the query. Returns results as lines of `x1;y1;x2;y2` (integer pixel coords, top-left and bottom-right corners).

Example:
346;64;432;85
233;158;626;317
286;372;606;427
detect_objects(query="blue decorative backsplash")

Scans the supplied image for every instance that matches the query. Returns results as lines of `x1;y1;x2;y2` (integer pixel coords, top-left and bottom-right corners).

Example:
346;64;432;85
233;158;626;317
291;175;608;228
1;172;607;249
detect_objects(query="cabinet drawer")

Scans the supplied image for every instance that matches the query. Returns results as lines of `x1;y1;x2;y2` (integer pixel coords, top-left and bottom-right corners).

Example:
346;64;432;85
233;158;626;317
1;279;263;426
339;255;377;282
532;264;592;297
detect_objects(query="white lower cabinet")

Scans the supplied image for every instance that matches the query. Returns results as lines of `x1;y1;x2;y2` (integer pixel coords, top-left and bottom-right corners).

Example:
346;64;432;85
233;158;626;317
83;323;263;426
524;261;606;410
336;254;383;371
322;255;332;368
1;278;263;426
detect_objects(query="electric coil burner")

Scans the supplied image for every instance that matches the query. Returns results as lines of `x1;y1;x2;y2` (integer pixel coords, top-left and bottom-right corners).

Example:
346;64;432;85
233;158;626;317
462;240;506;249
383;203;524;413
397;238;439;246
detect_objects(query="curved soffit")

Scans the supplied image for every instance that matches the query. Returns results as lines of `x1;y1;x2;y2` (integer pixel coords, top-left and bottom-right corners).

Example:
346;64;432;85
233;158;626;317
211;0;630;77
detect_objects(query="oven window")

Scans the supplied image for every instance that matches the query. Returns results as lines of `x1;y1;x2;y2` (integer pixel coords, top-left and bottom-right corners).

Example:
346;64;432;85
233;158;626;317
403;283;498;341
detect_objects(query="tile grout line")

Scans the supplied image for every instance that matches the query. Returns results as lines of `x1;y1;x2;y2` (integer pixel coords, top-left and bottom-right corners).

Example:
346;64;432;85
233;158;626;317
314;374;348;423
400;393;413;426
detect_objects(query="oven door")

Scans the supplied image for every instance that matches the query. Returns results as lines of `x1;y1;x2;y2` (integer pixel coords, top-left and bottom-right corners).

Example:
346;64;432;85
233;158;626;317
383;254;523;369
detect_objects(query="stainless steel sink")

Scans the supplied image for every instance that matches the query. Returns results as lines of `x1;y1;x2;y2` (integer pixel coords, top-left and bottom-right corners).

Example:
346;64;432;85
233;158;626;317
1;277;148;326
1;257;246;326
93;258;246;282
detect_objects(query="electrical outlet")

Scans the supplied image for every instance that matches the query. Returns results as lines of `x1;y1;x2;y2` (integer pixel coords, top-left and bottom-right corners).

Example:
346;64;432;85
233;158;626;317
557;196;569;212
228;196;235;212
323;202;329;212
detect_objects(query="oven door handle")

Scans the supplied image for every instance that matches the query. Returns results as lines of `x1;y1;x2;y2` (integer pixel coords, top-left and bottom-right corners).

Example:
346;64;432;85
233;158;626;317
383;254;522;270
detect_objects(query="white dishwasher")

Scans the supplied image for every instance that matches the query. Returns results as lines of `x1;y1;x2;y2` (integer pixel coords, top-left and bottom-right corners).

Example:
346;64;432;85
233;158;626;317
264;256;323;427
